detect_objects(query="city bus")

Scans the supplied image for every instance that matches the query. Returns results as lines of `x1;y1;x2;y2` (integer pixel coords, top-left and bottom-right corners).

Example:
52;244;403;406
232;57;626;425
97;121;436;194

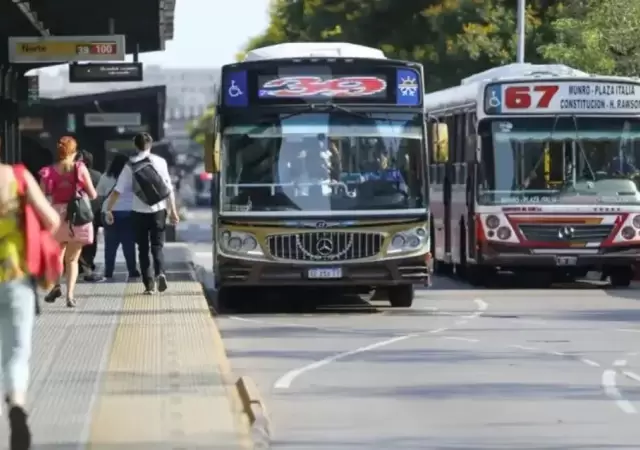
424;63;640;287
206;42;430;308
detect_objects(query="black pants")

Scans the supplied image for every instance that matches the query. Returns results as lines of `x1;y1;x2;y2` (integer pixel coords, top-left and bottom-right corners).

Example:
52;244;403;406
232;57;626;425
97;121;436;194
132;210;166;283
79;218;100;273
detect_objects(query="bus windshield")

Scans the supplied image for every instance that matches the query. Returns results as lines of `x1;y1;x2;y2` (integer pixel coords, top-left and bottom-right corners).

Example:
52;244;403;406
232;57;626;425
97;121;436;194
220;112;426;214
478;117;640;205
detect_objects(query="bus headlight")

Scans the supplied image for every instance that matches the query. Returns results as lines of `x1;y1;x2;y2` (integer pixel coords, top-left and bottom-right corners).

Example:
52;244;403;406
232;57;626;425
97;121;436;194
387;227;428;254
220;230;263;256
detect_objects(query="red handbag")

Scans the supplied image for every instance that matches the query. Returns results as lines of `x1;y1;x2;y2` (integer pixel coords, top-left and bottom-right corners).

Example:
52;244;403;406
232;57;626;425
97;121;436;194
13;164;63;290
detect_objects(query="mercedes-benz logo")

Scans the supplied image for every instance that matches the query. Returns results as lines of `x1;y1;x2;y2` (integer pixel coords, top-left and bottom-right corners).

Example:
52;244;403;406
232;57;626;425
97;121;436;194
557;226;575;240
315;238;334;256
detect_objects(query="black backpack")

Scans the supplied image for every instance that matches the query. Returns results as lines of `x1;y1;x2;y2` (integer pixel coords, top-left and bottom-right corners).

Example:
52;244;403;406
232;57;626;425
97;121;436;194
130;158;171;205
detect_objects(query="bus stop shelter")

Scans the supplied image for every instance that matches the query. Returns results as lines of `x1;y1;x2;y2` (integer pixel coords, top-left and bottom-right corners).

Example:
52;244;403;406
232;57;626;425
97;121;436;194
0;0;175;163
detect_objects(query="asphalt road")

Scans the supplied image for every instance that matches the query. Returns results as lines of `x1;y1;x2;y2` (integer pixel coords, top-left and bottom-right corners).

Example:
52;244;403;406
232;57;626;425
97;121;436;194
184;214;640;449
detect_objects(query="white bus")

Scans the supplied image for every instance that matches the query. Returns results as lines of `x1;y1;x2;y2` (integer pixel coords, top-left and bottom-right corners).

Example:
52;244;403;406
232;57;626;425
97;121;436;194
206;43;430;308
424;62;640;287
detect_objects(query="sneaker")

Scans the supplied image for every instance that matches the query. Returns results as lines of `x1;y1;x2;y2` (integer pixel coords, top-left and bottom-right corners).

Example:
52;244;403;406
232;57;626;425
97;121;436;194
84;273;106;282
157;274;168;293
44;285;62;303
9;405;31;450
143;279;156;295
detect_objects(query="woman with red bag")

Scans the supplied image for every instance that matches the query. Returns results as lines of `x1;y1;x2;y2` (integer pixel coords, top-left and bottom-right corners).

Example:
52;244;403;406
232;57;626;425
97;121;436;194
0;137;60;449
39;136;97;307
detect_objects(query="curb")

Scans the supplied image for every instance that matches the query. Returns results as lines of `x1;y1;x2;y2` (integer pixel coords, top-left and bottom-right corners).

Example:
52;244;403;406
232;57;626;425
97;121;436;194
187;257;256;448
236;376;272;449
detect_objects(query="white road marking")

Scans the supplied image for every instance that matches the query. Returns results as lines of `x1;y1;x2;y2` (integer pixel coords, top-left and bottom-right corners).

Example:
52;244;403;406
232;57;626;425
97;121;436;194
509;344;537;351
551;351;565;356
440;336;479;343
602;369;637;414
614;359;628;368
273;299;487;389
581;358;600;367
274;334;417;389
622;371;640;383
615;328;640;333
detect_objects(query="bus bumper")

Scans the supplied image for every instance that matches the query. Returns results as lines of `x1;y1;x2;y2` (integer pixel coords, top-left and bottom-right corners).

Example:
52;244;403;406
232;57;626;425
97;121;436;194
479;243;640;270
217;254;432;287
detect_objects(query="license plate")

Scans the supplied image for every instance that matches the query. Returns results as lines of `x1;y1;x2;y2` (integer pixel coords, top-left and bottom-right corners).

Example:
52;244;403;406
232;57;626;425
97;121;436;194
308;268;342;279
556;256;577;266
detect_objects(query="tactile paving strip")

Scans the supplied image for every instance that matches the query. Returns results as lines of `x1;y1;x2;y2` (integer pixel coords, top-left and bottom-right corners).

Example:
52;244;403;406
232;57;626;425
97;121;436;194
86;279;243;449
23;275;127;447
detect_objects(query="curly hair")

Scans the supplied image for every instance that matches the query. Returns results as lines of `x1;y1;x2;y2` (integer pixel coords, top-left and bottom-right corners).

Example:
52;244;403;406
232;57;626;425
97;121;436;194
57;136;78;161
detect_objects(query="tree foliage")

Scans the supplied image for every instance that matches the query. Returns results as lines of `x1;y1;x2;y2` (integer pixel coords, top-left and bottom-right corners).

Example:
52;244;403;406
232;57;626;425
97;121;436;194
239;0;640;91
539;0;640;76
186;106;215;146
240;0;566;91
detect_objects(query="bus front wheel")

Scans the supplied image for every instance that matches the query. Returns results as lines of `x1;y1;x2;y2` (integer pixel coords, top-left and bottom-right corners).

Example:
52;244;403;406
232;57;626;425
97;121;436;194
389;285;414;308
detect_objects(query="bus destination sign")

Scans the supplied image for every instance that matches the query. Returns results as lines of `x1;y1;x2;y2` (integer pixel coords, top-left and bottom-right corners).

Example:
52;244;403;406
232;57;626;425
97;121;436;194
485;81;640;115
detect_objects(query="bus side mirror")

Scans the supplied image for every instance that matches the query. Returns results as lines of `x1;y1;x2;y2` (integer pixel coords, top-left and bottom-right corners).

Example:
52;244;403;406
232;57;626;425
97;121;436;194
431;123;449;163
205;115;220;174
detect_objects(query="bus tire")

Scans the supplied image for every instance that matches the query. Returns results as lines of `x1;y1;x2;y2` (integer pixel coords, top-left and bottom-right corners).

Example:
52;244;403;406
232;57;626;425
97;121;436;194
389;285;414;308
214;286;242;312
610;269;633;288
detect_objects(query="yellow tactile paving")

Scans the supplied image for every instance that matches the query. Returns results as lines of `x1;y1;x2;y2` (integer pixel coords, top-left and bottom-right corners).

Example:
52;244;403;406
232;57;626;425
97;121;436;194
87;280;244;448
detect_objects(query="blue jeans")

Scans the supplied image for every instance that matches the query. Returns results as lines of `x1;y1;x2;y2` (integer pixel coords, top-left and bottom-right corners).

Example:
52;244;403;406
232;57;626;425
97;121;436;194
0;278;35;395
103;211;138;277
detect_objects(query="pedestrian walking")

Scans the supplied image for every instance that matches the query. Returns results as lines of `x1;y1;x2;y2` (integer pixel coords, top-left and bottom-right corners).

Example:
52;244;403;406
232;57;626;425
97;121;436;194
104;133;179;294
39;136;97;307
0;137;61;449
96;153;139;279
77;150;104;281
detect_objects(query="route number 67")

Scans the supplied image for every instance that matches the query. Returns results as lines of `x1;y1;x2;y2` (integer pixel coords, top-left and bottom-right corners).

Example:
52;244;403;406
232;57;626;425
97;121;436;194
504;85;559;109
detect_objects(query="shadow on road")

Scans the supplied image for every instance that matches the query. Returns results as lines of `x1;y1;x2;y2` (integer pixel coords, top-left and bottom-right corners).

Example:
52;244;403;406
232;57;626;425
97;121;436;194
214;288;381;316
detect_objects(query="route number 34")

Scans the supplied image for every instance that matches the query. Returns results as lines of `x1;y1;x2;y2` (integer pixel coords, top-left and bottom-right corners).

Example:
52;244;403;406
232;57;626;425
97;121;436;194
504;85;559;109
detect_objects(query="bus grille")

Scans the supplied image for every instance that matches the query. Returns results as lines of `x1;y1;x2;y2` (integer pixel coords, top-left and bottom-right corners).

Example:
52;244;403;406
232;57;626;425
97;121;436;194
267;231;384;262
517;224;614;243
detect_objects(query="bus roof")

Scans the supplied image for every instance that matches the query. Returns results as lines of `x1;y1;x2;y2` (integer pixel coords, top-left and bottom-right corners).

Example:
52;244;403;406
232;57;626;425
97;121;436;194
243;42;387;61
424;63;595;112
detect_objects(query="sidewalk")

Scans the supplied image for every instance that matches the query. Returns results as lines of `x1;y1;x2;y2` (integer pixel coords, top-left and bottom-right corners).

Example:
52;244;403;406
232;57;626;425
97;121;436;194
0;243;248;449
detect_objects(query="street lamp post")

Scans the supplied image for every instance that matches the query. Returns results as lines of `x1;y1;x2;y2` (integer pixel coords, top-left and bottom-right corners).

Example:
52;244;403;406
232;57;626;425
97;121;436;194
516;0;526;63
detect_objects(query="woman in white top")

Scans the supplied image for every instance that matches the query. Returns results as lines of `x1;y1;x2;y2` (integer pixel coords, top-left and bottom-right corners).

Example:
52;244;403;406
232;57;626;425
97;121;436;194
96;153;139;279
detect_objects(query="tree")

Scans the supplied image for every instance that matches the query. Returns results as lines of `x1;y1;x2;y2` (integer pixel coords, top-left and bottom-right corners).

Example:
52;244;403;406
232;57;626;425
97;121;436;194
539;0;640;75
240;0;567;91
186;106;215;146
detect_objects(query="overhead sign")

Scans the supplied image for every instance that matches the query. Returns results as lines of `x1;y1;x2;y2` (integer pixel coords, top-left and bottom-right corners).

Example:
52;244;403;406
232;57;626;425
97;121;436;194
223;66;421;107
258;76;388;98
69;63;143;83
485;81;640;115
84;113;141;127
8;35;126;63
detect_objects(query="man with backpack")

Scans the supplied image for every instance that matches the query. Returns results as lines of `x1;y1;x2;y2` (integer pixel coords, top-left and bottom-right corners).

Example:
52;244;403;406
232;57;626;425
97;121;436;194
104;133;179;294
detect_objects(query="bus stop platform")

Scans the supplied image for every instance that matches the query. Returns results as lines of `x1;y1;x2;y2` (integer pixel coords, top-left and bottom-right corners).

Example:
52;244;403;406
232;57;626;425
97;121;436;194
1;244;247;449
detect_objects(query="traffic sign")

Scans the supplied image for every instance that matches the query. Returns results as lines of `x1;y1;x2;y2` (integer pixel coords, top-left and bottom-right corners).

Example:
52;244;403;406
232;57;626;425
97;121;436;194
8;35;126;63
69;63;143;83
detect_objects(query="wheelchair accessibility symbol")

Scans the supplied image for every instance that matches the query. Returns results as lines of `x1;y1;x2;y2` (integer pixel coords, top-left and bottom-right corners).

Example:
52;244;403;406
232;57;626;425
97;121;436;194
489;89;501;108
228;80;243;98
486;86;502;113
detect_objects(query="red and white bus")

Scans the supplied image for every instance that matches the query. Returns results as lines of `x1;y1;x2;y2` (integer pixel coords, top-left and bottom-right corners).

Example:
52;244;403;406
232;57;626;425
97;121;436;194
424;63;640;287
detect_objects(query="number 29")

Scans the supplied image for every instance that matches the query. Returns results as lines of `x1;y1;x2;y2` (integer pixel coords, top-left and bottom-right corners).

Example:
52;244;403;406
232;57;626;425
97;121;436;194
504;85;559;109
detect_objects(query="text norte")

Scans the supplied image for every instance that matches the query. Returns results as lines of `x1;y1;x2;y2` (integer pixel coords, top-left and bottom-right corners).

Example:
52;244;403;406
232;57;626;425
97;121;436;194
20;44;48;53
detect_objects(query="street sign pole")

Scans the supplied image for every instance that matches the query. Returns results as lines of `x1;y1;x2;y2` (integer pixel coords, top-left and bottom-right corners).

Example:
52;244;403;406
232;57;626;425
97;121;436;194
516;0;526;63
